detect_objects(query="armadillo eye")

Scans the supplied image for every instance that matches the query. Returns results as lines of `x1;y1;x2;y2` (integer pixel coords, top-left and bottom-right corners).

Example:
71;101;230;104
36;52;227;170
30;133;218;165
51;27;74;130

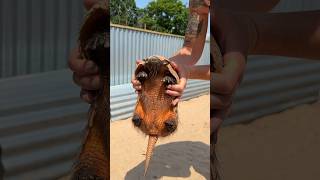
162;75;176;85
164;120;177;133
136;71;148;83
132;115;142;127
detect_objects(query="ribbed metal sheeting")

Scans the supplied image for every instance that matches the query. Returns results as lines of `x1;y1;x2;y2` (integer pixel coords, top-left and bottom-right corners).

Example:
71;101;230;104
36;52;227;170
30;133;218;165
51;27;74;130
225;56;320;125
0;70;88;180
224;0;320;125
0;0;83;79
110;24;210;86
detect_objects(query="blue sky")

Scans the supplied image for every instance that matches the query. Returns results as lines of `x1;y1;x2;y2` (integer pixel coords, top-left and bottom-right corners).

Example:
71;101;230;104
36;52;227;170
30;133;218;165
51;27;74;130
136;0;189;8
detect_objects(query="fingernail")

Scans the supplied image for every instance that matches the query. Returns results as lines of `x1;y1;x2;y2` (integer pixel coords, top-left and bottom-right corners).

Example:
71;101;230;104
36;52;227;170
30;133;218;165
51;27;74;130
85;61;98;73
167;85;172;88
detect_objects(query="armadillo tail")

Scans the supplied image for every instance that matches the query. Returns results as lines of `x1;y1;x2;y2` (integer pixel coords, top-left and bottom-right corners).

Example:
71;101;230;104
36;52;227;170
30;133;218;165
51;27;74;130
144;135;158;176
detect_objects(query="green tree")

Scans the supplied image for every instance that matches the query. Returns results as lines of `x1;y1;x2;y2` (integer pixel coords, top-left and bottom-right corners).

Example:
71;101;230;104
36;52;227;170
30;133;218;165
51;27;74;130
110;0;138;26
140;0;188;35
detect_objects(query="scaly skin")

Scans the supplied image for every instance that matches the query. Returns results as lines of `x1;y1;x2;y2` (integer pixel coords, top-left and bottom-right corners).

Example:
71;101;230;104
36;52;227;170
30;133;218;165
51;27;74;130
71;1;110;179
133;56;179;176
210;3;223;180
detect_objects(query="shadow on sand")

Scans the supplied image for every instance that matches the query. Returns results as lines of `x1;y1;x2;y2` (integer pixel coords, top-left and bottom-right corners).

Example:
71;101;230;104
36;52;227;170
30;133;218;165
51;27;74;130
125;141;210;180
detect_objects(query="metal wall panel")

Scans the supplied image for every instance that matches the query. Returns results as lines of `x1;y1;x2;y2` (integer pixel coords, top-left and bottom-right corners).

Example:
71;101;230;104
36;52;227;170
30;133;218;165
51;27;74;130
224;0;320;124
225;56;320;125
0;0;84;79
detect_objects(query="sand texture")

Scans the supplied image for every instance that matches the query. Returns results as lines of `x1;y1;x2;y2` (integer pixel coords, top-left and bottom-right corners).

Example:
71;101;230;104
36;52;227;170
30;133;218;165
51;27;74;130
111;95;210;180
218;102;320;180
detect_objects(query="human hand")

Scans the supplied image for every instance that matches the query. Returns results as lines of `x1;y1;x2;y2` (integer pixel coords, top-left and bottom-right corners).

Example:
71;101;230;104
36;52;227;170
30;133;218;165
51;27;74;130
68;0;102;104
166;61;189;106
131;60;189;106
210;8;257;133
69;48;101;104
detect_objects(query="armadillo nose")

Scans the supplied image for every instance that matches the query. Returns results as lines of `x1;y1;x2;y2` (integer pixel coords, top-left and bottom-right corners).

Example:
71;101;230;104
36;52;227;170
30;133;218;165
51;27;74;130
144;135;158;176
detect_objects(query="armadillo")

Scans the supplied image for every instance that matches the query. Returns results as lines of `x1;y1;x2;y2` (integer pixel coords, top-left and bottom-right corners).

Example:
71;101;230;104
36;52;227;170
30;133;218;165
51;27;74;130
71;0;110;179
210;22;224;180
132;55;180;176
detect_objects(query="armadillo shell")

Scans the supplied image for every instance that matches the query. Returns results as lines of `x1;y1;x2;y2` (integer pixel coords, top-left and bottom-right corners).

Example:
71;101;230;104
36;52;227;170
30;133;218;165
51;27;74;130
71;1;110;179
211;36;223;73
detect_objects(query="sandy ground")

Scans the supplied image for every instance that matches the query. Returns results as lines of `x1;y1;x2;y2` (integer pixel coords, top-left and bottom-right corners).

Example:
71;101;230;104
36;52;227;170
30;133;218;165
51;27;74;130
110;95;210;180
218;102;320;180
60;96;320;180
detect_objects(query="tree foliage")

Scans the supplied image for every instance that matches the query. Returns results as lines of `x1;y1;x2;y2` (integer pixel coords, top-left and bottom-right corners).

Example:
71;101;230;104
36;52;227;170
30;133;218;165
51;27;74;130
110;0;188;36
140;0;188;35
110;0;138;26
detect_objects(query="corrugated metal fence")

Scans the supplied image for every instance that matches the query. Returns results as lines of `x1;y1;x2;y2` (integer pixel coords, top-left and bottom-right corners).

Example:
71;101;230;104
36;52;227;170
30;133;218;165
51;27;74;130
226;56;320;125
0;0;83;79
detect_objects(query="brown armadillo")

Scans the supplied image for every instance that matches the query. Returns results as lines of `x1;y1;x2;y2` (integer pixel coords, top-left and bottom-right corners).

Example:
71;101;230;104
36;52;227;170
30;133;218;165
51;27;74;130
71;0;110;179
210;24;224;180
132;55;180;176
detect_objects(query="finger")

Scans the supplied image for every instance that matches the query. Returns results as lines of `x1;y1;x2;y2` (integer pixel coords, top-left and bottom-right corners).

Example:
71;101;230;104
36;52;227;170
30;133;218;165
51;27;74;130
211;52;246;94
133;85;142;91
166;90;181;97
73;73;100;90
136;59;143;65
69;49;99;75
165;77;187;96
131;78;141;87
169;61;178;71
210;93;232;110
131;77;142;91
172;98;181;106
80;89;97;104
167;84;184;93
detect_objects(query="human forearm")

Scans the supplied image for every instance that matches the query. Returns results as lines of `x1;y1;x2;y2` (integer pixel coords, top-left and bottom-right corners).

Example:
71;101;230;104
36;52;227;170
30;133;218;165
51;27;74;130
250;10;320;59
187;65;210;80
170;0;209;65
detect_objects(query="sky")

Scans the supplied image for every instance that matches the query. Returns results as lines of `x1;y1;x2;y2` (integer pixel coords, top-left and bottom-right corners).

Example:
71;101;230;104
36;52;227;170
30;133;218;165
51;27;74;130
136;0;189;8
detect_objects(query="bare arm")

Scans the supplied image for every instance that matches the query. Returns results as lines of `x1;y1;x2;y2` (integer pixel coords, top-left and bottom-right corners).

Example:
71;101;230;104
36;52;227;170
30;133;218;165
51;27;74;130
169;0;209;65
188;65;210;80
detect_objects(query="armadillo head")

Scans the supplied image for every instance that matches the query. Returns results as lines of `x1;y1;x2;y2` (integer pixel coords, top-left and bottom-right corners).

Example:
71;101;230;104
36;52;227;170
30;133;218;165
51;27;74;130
132;55;180;175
